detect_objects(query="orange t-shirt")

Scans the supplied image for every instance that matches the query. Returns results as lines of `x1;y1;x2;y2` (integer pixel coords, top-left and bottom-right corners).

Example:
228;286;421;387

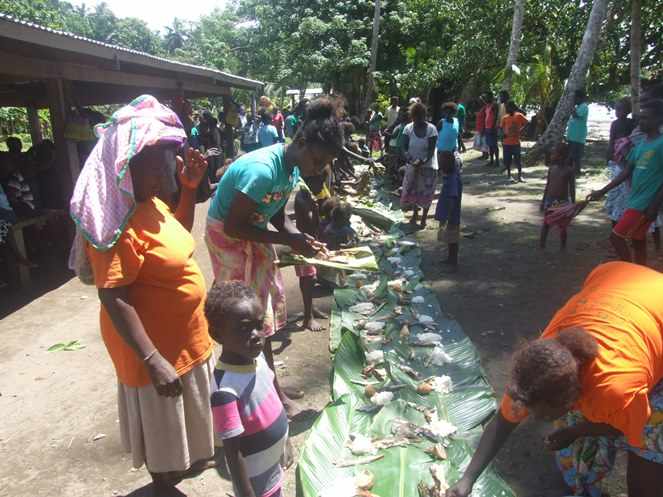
87;197;212;387
500;262;663;447
500;112;528;145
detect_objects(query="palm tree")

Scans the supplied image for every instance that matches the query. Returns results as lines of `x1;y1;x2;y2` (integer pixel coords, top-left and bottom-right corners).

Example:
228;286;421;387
501;0;525;93
526;0;610;164
164;18;187;53
630;0;641;115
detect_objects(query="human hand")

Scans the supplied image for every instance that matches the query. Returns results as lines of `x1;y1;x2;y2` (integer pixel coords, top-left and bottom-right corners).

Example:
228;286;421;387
177;147;208;190
445;476;474;497
588;189;605;201
544;427;578;451
145;352;183;397
289;233;323;257
644;204;660;222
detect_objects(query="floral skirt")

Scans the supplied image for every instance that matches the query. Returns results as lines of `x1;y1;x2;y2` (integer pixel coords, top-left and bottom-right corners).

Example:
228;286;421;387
205;217;287;337
554;380;663;497
604;161;630;222
401;166;437;209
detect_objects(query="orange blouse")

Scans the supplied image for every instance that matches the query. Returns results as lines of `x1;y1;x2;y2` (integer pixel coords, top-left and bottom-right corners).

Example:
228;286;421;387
501;262;663;447
87;197;212;387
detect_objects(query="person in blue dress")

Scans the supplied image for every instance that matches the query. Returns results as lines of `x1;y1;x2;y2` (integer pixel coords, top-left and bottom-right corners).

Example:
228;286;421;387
435;102;462;272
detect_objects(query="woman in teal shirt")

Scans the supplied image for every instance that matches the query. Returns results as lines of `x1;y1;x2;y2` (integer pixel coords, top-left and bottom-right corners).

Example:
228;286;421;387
205;97;344;414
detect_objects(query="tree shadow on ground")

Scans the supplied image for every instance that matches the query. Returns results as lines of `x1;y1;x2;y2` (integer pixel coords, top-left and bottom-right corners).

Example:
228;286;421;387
413;142;642;497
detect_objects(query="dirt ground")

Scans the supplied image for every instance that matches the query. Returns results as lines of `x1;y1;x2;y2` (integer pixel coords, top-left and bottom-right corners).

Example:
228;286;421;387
2;133;660;497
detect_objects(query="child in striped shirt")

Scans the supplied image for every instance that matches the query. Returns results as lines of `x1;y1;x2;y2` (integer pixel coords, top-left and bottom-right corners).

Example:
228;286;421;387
205;281;289;497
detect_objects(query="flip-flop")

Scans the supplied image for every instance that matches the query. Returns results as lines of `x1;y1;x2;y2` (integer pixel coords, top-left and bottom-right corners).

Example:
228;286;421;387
282;386;305;399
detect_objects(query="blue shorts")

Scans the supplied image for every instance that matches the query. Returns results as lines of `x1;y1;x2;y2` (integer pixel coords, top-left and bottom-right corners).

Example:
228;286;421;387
503;144;522;168
435;172;463;225
484;128;498;149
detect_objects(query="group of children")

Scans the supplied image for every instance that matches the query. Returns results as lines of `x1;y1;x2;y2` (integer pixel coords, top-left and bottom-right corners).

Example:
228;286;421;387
539;94;663;265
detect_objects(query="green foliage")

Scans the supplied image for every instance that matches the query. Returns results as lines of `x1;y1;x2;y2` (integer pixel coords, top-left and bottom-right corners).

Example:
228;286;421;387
0;0;660;114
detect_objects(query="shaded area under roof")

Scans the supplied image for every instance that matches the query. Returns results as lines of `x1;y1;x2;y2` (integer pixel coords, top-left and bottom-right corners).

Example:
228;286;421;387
0;13;263;108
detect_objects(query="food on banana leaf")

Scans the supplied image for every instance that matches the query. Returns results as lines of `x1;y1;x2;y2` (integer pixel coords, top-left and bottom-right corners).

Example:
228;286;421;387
387;279;405;293
360;332;384;353
425;443;448;461
399;324;411;338
355;470;375;490
347;433;377;455
365;350;384;364
429;345;453;366
417;376;453;395
427;418;458;439
349;302;376;315
411;332;442;346
364;384;377;398
411;296;425;304
370;391;394;406
430;464;450;493
418;315;435;326
364;321;386;333
387;256;401;265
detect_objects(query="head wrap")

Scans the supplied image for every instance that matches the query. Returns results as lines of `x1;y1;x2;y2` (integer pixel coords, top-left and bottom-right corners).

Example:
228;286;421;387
68;95;187;282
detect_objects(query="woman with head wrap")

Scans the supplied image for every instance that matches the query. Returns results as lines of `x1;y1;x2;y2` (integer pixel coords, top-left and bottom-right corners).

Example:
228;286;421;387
69;95;213;495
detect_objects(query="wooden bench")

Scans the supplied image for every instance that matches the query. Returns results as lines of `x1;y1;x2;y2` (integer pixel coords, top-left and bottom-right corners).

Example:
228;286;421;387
10;209;66;287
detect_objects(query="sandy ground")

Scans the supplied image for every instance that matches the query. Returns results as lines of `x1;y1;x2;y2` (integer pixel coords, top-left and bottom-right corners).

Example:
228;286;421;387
2;132;660;497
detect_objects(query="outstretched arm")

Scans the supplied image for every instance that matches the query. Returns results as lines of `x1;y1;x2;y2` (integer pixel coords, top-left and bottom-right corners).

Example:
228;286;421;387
446;411;519;497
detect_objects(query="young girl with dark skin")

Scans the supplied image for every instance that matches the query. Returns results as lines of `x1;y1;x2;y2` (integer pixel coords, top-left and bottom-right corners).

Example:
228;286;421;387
447;262;663;497
400;102;438;227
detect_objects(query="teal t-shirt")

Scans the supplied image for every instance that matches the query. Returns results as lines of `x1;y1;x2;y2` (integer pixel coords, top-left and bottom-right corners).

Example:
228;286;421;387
456;103;466;128
208;144;300;228
626;134;663;211
436;118;459;152
566;102;589;144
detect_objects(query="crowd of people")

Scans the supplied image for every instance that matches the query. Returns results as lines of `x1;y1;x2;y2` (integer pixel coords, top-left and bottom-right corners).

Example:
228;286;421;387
8;75;655;497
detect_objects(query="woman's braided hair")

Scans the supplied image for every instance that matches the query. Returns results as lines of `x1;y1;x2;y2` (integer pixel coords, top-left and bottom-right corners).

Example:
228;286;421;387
294;96;346;153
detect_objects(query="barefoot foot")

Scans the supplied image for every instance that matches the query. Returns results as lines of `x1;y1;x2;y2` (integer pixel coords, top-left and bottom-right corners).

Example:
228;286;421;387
303;319;325;332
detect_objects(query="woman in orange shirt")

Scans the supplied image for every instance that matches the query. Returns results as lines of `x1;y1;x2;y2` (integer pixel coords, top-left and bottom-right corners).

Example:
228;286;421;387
69;96;213;495
447;261;663;497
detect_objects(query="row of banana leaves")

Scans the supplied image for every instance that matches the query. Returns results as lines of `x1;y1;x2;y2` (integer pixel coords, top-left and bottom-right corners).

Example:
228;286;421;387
295;194;515;497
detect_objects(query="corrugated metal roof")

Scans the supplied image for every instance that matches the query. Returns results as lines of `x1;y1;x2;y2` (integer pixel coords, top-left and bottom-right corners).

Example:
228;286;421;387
0;12;263;91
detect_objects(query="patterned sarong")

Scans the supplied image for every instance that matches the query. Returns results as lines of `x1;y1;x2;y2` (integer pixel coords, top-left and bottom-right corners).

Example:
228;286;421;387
554;380;663;497
205;217;286;337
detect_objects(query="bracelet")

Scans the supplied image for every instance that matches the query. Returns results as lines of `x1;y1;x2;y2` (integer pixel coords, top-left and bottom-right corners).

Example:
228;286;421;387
143;349;158;362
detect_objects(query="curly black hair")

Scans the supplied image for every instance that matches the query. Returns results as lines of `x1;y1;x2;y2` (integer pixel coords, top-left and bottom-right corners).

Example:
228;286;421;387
204;281;259;338
294;96;346;153
507;328;598;410
409;102;427;121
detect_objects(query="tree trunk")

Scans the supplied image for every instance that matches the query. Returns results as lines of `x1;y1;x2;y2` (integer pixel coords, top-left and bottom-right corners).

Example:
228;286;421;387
526;0;609;165
630;0;641;115
501;0;525;93
361;0;381;120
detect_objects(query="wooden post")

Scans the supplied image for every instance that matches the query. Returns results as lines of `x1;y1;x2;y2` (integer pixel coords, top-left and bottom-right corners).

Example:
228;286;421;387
26;106;43;145
46;79;79;207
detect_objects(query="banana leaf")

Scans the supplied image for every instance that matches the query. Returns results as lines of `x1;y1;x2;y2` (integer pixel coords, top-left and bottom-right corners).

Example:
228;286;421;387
277;246;379;272
297;394;515;497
